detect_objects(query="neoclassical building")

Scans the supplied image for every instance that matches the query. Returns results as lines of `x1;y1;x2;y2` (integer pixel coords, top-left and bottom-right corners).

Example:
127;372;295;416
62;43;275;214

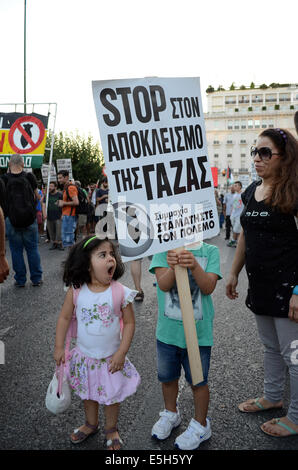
204;83;298;189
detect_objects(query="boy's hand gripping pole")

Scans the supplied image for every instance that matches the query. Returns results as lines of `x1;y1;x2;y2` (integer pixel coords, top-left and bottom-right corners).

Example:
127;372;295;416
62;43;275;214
174;247;204;385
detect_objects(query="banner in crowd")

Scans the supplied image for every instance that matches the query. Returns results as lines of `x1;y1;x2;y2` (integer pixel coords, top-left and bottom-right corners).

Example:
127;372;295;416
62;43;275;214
41;164;57;184
56;158;73;180
92;77;219;261
0;112;48;168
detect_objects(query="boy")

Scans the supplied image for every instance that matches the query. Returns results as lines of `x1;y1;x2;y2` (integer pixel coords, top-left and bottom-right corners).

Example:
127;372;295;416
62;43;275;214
149;242;221;450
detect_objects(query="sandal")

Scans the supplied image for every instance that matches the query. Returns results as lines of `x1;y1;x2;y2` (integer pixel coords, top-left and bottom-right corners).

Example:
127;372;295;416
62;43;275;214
134;290;144;302
238;397;283;413
70;421;99;444
261;418;298;438
105;426;123;450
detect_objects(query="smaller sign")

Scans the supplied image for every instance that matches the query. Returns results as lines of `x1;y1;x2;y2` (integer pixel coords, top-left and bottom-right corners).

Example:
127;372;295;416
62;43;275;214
41;164;57;183
56;158;73;180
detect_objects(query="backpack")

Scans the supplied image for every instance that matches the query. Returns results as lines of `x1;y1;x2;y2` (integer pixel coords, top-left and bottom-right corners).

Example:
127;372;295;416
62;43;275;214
5;173;36;228
64;280;125;359
66;185;88;215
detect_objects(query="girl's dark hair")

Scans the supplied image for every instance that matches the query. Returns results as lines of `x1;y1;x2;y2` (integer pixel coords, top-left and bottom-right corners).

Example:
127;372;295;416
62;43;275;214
259;128;298;213
63;237;125;288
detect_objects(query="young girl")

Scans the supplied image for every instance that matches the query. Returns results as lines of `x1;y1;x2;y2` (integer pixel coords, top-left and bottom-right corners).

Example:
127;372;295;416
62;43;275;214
54;236;140;449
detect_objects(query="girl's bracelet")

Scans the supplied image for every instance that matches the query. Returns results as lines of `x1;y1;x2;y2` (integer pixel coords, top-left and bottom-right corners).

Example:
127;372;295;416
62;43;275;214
293;286;298;295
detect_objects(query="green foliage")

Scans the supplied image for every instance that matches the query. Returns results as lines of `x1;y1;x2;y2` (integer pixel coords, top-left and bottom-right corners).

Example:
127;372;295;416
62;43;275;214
240;85;246;90
274;104;280;110
206;85;215;93
229;82;235;90
44;131;104;187
250;82;255;89
259;83;268;89
217;85;225;91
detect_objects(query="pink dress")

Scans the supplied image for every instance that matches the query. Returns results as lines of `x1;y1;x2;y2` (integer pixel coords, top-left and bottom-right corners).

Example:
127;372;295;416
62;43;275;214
66;283;141;405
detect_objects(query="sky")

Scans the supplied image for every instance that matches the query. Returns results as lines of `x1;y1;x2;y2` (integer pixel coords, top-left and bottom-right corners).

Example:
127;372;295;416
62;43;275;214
1;0;297;145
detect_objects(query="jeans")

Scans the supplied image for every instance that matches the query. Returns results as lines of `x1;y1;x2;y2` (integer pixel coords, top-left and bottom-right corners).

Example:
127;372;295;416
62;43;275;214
61;215;77;247
156;339;211;387
255;314;298;424
5;218;42;285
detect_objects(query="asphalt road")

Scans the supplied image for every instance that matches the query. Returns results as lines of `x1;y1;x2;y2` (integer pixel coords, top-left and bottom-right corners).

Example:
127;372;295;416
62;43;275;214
0;230;297;452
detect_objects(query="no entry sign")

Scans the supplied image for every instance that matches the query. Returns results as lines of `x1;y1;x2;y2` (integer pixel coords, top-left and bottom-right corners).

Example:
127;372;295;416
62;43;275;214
8;115;45;154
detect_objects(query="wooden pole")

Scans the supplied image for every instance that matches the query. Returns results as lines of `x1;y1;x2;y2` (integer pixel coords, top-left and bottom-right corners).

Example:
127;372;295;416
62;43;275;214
174;247;203;385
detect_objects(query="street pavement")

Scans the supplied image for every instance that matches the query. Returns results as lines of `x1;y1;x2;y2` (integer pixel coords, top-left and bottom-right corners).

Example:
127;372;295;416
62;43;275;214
0;229;297;451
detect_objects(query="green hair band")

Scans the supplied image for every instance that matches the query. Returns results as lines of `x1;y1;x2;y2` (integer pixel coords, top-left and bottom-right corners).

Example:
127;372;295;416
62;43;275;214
83;236;98;249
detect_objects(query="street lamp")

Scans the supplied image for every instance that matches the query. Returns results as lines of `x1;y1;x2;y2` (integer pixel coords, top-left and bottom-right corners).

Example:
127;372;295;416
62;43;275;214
24;0;27;113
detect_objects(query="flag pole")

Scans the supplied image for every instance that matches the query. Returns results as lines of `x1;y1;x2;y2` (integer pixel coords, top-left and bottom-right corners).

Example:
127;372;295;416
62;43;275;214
24;0;27;114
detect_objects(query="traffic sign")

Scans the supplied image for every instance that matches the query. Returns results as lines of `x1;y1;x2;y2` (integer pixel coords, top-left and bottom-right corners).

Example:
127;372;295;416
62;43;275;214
8;115;45;154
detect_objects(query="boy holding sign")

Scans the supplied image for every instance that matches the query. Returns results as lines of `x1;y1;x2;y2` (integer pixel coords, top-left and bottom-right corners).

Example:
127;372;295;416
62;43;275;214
149;242;221;450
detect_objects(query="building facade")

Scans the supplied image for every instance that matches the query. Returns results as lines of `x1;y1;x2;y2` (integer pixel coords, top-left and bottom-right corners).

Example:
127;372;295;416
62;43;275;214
204;84;298;189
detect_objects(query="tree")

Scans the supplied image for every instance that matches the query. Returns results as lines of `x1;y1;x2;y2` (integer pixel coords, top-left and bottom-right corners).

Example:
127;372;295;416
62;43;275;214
43;131;104;187
229;82;235;90
206;85;215;93
250;82;255;89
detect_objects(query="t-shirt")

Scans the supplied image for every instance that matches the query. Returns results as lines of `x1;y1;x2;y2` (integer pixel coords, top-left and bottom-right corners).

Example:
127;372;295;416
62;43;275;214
241;182;298;317
223;192;234;216
36;189;43;211
76;283;137;359
149;243;222;348
96;188;109;205
230;192;243;219
43;191;63;221
62;184;78;216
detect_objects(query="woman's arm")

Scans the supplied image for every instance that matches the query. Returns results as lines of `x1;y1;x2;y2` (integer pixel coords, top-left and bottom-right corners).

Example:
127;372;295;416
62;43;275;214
54;288;74;365
226;229;246;299
109;302;135;373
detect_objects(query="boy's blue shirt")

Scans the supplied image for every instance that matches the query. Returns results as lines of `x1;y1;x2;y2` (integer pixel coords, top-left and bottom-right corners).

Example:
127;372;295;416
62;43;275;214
149;242;222;348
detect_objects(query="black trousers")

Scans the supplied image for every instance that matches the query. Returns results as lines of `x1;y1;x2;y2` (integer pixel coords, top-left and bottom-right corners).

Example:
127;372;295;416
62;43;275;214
225;215;232;239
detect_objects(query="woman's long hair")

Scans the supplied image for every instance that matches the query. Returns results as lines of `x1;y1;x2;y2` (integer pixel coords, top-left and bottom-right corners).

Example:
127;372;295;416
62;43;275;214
63;237;125;289
260;128;298;213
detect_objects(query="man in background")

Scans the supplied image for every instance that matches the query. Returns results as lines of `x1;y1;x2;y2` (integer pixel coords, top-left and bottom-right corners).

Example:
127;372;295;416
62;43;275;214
57;170;79;249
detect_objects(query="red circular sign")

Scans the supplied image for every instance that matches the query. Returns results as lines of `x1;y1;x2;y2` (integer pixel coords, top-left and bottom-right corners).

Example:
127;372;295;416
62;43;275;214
8;116;45;154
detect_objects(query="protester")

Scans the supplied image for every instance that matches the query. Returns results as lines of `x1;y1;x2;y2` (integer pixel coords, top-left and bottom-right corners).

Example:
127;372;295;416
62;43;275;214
74;180;89;239
1;155;43;287
227;181;242;247
54;236;140;449
223;184;235;241
295;111;298;135
149;242;221;449
36;187;44;235
226;128;298;437
57;170;79;249
130;259;144;301
0;206;9;283
214;189;224;229
42;181;63;250
95;177;109;226
86;183;97;235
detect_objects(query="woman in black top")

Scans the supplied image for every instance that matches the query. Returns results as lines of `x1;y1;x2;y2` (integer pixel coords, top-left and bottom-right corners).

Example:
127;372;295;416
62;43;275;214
226;128;298;437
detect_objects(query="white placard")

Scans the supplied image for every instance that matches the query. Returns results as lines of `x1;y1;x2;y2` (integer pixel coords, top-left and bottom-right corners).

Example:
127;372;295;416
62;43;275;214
92;77;219;261
41;163;57;183
56;158;73;180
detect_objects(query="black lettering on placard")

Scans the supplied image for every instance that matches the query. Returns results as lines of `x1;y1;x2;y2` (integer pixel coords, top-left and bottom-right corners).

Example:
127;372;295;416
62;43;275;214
116;87;133;124
131;167;142;189
100;88;121;127
156;163;173;198
170;160;186;195
187;158;200;191
112;169;121;191
149;86;166;121
170;96;201;119
142;164;155;200
133;86;152;123
197;156;212;188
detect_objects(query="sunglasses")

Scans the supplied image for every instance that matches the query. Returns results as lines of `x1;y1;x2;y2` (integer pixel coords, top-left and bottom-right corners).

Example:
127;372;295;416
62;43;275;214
250;146;281;161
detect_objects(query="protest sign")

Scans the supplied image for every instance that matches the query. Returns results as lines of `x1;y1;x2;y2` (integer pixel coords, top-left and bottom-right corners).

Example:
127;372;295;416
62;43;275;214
92;77;219;263
41;164;57;184
56;159;73;180
0;112;48;168
93;77;219;384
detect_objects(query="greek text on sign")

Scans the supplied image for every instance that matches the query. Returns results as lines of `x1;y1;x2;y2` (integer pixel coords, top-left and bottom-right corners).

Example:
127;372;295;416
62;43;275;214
92;77;219;261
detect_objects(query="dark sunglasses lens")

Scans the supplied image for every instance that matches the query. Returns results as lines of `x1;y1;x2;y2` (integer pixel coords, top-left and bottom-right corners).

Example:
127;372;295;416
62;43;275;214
259;147;272;159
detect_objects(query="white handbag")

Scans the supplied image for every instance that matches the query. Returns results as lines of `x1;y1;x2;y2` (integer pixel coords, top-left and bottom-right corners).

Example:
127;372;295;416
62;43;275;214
45;363;71;414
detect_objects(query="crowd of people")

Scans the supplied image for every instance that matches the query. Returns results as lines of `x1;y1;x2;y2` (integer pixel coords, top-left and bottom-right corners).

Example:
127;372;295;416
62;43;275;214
0;122;297;450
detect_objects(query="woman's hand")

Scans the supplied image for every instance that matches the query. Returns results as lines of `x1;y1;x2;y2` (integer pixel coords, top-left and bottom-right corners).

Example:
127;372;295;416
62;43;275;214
54;347;65;366
109;350;126;374
226;273;239;300
288;295;298;323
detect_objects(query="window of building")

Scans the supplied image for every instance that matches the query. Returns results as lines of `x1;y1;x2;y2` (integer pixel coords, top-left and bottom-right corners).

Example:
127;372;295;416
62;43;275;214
248;120;253;129
214;154;219;158
239;95;249;103
265;94;277;102
241;120;246;129
234;121;239;129
227;121;233;130
254;120;260;128
252;94;263;103
279;93;290;102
